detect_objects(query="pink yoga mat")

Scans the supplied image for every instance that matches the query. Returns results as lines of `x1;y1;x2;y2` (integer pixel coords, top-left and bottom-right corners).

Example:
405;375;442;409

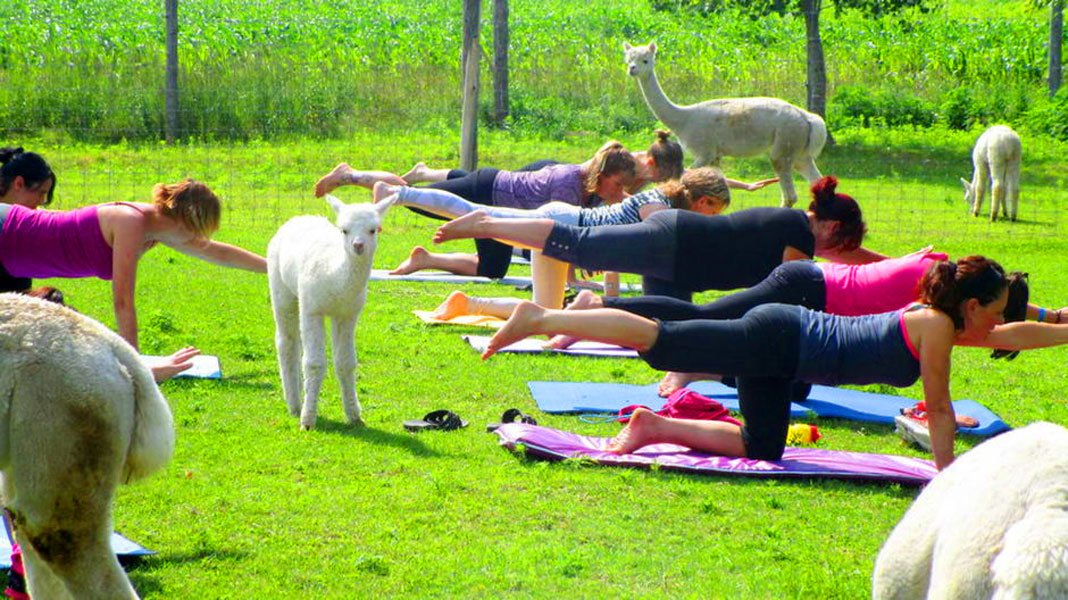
494;423;937;486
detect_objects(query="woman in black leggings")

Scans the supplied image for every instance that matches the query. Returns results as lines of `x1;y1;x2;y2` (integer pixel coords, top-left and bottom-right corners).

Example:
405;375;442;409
479;256;1062;471
434;176;887;300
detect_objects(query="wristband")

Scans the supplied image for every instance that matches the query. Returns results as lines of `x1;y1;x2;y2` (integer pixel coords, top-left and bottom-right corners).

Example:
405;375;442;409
1038;307;1047;323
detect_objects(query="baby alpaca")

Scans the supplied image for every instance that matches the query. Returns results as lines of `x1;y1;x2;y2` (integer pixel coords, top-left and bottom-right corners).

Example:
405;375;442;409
267;195;396;430
0;294;174;599
962;124;1022;222
872;422;1068;599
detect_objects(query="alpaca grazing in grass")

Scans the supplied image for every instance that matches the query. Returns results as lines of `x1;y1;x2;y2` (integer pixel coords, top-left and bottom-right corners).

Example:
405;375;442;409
0;294;174;599
267;195;396;430
624;41;826;207
872;422;1068;599
961;124;1022;222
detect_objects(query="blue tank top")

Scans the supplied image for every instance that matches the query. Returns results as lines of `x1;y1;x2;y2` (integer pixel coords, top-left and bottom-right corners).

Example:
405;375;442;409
795;307;920;387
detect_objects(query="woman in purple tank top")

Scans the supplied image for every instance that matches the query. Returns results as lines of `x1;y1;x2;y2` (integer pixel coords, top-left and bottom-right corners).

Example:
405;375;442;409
0;177;266;351
476;256;1068;471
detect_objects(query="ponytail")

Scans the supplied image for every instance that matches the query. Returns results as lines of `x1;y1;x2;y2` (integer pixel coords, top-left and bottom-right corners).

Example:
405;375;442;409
919;256;1007;330
808;176;865;251
647;130;683;182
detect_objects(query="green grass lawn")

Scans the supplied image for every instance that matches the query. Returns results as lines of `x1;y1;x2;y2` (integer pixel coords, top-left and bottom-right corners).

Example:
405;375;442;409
25;129;1068;598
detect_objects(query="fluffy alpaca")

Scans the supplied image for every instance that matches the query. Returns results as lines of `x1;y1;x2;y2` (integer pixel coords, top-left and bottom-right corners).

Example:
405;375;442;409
624;41;826;207
0;293;174;599
961;124;1023;222
267;195;396;430
872;422;1068;599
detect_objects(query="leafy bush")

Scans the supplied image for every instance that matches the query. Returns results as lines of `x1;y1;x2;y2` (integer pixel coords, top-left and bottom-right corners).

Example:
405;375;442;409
1024;87;1068;141
829;85;934;128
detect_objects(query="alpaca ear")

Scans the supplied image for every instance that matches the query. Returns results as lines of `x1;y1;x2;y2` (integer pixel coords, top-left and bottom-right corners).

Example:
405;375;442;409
649;41;658;54
623;42;632;51
324;194;346;215
374;192;399;215
959;178;970;191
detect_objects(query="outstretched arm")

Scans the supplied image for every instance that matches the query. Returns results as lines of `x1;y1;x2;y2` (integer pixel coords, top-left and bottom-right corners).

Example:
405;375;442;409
816;245;889;265
726;177;779;192
170;237;267;273
965;321;1068;351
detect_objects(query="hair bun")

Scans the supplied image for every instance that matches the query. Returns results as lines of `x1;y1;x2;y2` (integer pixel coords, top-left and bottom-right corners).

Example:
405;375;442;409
655;130;672;142
0;147;25;165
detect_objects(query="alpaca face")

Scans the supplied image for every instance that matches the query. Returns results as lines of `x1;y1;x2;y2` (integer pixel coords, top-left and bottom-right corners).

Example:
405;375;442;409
325;195;396;257
960;177;975;208
623;42;657;78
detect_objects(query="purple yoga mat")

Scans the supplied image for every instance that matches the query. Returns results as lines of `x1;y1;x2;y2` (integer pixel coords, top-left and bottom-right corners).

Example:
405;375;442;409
494;423;937;486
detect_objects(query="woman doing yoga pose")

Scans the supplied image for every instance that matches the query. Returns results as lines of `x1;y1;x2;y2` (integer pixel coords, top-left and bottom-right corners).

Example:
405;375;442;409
480;256;1061;471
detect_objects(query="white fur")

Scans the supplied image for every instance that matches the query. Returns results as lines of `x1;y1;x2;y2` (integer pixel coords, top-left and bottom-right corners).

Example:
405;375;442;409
624;41;826;207
872;422;1068;599
961;125;1022;222
0;293;173;599
267;195;395;430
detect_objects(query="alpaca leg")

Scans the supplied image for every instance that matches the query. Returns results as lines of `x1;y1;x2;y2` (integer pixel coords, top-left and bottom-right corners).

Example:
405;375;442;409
1006;162;1021;221
271;289;302;417
990;176;1005;222
331;316;363;427
971;164;989;218
795;156;823;184
5;380;137;598
771;157;798;208
299;311;328;430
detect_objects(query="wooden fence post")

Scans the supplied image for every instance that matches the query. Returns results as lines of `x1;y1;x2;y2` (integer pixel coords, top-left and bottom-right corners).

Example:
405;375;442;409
164;0;180;143
460;0;481;171
493;0;509;128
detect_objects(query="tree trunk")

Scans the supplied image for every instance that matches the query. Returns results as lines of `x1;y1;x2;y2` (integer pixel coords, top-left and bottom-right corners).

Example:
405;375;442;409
164;0;179;143
460;0;481;171
803;0;832;145
1051;0;1063;97
492;0;509;128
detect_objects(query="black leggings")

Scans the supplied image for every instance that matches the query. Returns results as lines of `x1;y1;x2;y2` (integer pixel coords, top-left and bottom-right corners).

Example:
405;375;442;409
413;161;559;279
639;303;803;461
603;261;827;321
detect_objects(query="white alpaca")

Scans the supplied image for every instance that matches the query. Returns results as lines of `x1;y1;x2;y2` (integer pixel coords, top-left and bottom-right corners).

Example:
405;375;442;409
624;41;826;207
0;294;173;599
961;124;1022;222
872;422;1068;599
267;195;396;430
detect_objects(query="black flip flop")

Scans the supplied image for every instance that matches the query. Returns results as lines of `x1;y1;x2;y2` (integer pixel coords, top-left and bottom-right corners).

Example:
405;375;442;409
486;408;538;432
404;410;468;432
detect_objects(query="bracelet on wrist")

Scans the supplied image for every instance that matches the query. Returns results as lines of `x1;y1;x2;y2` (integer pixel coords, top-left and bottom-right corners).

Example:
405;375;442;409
1038;307;1047;323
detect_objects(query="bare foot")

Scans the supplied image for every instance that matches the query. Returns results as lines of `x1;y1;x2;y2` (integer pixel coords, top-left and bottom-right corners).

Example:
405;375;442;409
401;162;429;184
483;301;545;359
434;209;490;244
390;246;432;275
430;291;470;320
373;181;402;204
658;371;704;397
315;163;354;197
545;290;602;349
608;407;660;454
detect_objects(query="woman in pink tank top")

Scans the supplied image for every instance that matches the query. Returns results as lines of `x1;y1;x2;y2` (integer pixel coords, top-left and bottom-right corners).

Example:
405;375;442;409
0;177;266;350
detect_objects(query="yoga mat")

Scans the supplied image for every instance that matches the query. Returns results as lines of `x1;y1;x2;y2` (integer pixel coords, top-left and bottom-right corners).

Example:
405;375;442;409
370;269;534;287
528;380;811;418
142;354;222;379
527;381;1010;436
464;335;640;358
0;531;153;569
494;423;937;486
414;310;504;329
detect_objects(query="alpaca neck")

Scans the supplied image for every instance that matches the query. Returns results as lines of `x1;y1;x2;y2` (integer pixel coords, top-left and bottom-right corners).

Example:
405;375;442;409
636;70;689;132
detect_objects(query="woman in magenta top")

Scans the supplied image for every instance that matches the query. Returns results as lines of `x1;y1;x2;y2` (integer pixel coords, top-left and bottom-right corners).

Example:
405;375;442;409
0;178;266;350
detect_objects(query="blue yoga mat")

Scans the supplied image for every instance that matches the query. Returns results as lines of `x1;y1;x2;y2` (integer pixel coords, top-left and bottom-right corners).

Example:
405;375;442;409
527;381;1011;437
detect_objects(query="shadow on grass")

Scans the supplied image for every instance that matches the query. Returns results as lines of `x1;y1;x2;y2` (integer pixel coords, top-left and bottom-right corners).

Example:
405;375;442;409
128;548;249;595
314;418;443;457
